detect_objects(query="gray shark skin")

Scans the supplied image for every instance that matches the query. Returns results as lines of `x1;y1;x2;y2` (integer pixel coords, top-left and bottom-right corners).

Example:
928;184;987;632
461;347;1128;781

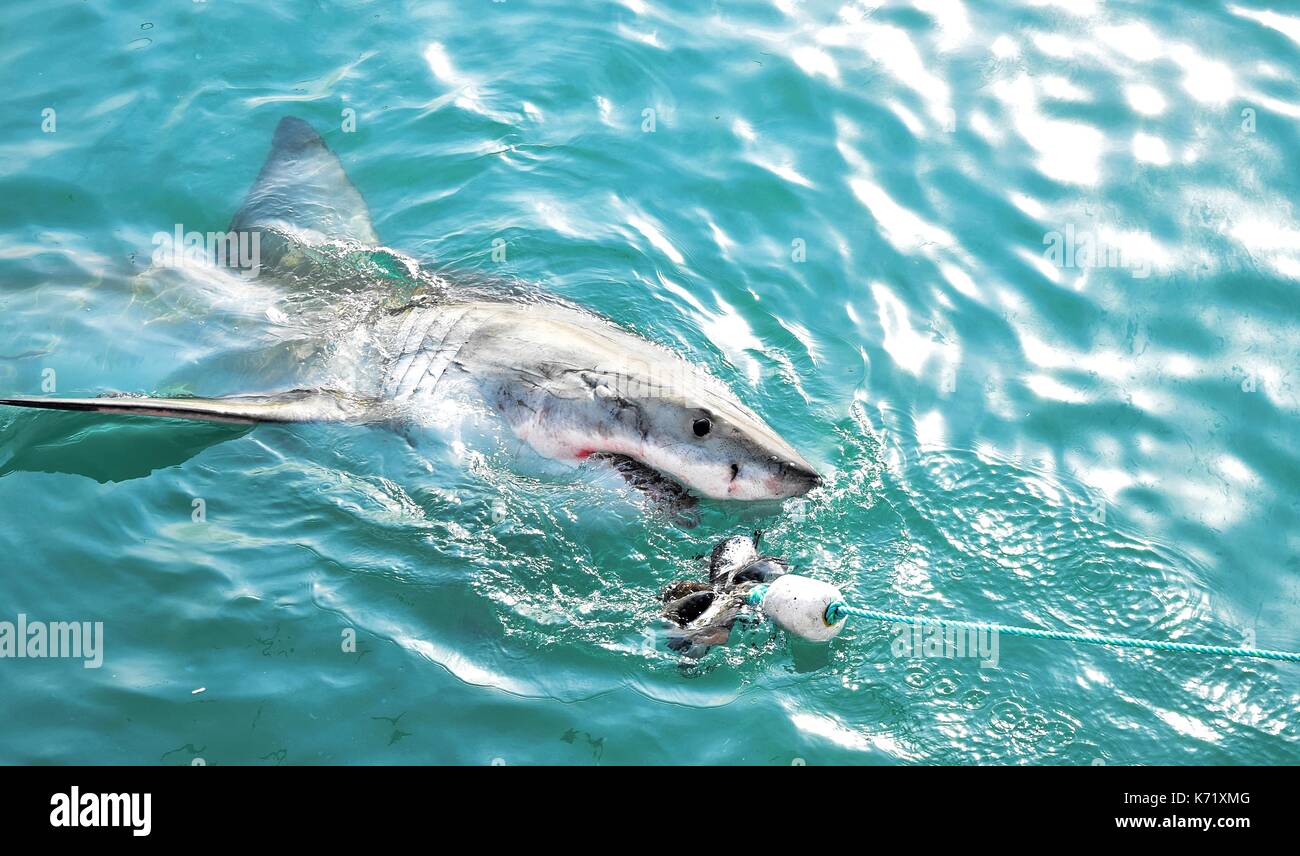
0;117;820;516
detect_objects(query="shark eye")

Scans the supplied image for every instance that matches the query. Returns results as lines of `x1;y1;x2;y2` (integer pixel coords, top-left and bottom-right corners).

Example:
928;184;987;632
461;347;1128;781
692;417;712;437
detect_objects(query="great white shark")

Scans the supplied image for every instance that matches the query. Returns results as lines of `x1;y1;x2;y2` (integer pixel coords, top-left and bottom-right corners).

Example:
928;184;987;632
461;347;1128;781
0;117;820;521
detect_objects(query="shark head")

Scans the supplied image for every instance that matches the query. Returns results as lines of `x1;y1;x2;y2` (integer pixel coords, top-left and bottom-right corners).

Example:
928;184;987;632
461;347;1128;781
613;371;822;501
474;311;822;503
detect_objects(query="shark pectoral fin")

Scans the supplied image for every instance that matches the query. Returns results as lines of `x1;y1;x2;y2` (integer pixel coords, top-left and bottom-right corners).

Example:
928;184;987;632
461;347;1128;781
591;452;699;528
0;389;378;425
0;412;248;484
230;116;378;271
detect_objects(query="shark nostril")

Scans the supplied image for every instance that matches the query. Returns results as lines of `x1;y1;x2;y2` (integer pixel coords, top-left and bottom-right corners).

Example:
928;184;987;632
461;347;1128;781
779;461;821;490
729;463;739;481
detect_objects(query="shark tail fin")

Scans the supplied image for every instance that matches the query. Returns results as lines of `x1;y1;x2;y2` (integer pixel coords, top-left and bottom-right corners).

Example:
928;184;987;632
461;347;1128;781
0;389;376;425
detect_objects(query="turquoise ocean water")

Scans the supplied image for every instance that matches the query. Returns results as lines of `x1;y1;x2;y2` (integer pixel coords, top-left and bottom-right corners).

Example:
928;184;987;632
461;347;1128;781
2;0;1299;764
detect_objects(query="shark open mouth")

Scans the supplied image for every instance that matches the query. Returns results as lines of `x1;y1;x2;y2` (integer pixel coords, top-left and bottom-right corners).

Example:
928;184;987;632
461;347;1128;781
589;452;700;528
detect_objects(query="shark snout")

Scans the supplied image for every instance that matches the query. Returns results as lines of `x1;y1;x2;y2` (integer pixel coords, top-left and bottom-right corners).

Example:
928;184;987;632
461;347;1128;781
760;457;820;499
714;425;822;500
721;450;821;500
777;459;821;496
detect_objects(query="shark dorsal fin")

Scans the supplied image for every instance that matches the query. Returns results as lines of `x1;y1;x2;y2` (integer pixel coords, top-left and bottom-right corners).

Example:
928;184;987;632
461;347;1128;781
231;116;378;247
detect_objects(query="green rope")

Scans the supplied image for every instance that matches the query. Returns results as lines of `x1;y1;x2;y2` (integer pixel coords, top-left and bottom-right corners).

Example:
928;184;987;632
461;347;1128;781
824;602;1300;664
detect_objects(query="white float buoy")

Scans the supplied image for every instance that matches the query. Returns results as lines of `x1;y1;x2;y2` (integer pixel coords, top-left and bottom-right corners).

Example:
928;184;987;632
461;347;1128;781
753;574;846;643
